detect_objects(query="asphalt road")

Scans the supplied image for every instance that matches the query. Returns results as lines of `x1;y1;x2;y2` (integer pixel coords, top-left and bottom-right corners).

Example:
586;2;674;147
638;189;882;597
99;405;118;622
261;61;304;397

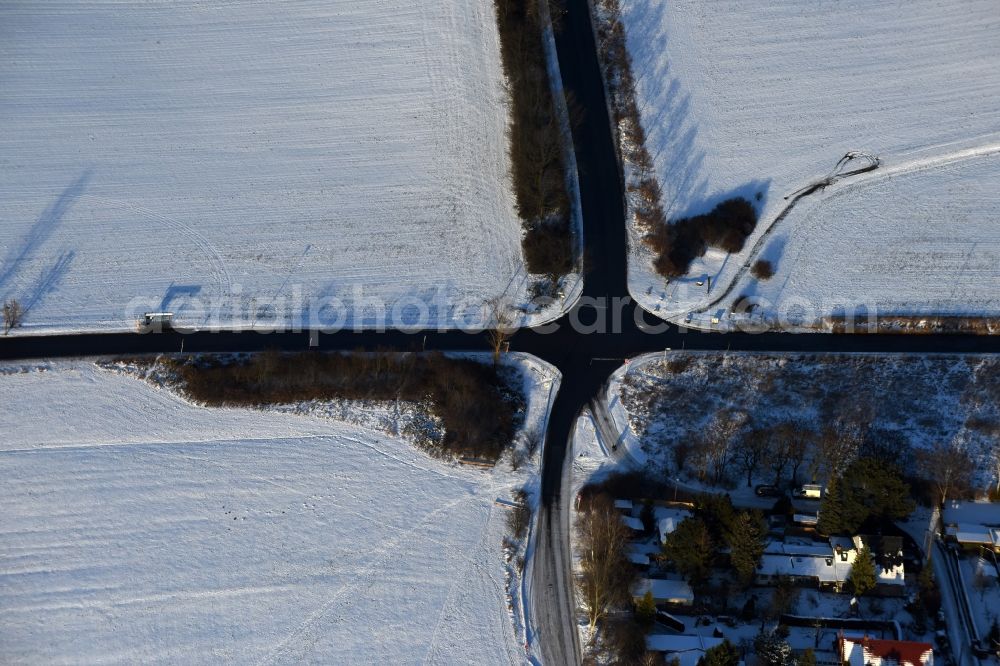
4;0;1000;664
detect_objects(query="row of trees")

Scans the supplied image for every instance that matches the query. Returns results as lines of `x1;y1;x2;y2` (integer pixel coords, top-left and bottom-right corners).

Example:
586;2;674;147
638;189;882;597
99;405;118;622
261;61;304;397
677;413;825;488
169;351;524;461
493;0;573;278
673;408;980;504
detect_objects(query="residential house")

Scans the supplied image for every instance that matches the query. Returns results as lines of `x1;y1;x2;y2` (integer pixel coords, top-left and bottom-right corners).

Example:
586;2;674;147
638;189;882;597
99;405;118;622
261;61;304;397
756;536;904;594
646;634;724;666
943;501;1000;553
656;506;692;544
831;535;905;594
840;634;933;666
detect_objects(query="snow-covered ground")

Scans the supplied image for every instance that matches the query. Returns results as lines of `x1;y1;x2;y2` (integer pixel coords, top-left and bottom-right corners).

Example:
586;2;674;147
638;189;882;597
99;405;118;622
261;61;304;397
616;0;1000;327
0;1;569;334
614;352;1000;490
719;152;1000;329
0;356;558;663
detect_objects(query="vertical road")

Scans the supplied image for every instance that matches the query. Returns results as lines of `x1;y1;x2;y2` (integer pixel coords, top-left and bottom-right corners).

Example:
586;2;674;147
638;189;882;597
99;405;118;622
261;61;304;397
530;0;634;661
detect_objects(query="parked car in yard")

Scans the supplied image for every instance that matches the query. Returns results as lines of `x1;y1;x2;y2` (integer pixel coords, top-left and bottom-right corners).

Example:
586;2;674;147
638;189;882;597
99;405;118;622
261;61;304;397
755;484;782;497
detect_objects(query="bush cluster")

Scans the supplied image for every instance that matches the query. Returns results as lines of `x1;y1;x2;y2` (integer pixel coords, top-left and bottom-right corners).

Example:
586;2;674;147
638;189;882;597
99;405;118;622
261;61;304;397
166;351;524;462
522;217;573;277
646;198;758;277
752;259;775;280
494;0;574;277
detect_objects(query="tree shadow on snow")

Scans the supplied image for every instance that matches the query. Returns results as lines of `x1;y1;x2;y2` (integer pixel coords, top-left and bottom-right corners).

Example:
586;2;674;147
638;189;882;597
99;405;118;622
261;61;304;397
0;171;91;293
620;2;777;231
20;251;76;322
620;1;710;217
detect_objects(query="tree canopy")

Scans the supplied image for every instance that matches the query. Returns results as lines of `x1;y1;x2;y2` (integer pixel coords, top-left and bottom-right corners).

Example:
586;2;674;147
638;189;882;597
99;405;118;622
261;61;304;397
849;544;877;596
726;510;767;586
818;457;914;534
700;639;740;666
662;516;714;585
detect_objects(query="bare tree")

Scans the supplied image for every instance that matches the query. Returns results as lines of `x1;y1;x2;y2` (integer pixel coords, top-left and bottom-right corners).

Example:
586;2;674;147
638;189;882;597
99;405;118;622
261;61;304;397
577;494;632;631
523;426;543;458
785;425;813;486
735;428;768;487
816;421;863;483
697;408;747;485
767;421;813;486
485;297;517;364
993;444;1000;496
3;298;23;334
917;441;974;505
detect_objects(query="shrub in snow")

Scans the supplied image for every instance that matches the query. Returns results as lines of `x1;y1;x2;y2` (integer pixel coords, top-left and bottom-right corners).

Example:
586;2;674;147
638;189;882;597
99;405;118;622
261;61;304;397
752;259;775;280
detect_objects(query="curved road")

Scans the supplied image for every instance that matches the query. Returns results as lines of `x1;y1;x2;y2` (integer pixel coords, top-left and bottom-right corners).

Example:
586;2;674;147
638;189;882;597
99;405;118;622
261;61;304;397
4;1;1000;664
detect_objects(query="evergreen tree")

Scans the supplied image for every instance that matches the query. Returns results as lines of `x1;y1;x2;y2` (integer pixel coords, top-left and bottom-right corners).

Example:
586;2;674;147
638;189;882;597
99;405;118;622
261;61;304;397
917;565;941;615
726;510;767;586
635;589;656;628
850;544;878;596
662;517;715;585
819;458;914;534
755;630;794;666
817;475;844;535
701;639;740;666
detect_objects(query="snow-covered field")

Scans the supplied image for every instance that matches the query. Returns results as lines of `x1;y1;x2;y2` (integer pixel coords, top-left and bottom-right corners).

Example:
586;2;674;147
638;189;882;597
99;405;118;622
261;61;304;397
0;357;558;663
732;153;1000;326
0;1;556;333
616;0;1000;327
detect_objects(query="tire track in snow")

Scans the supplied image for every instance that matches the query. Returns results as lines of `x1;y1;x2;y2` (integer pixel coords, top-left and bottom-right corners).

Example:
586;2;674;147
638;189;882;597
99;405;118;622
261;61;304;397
253;492;480;666
420;500;520;666
78;194;233;300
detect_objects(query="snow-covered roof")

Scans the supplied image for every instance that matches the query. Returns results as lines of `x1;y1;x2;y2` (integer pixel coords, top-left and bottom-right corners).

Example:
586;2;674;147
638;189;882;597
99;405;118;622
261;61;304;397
766;540;833;557
656;507;692;543
646;633;724;656
876;564;905;585
622;515;644;531
758;553;849;584
633;578;694;603
852;536;904;584
943;501;1000;527
946;517;1000;547
659;517;679;542
628;551;651;566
